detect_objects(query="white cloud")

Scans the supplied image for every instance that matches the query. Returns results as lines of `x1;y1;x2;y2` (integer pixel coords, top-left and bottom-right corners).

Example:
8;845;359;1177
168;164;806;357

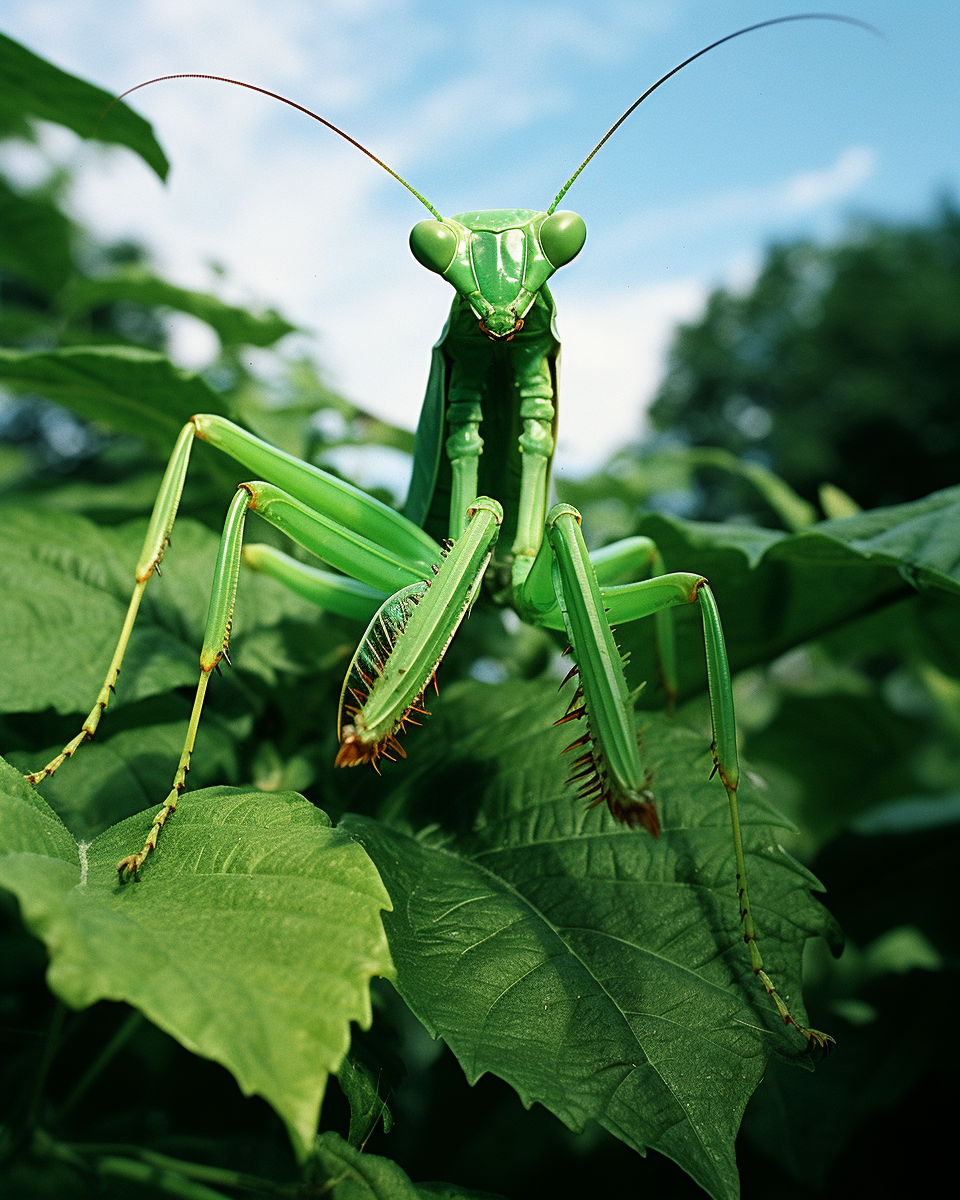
551;277;705;474
779;145;876;210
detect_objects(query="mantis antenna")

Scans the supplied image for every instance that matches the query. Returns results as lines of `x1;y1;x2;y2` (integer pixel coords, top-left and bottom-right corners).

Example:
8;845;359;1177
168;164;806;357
105;74;443;220
547;12;882;214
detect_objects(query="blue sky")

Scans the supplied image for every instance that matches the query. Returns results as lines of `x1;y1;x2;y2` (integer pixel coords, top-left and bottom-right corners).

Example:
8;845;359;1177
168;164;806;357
3;1;958;477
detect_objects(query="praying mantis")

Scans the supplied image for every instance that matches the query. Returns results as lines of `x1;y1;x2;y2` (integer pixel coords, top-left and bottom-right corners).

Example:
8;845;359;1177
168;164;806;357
21;14;873;1052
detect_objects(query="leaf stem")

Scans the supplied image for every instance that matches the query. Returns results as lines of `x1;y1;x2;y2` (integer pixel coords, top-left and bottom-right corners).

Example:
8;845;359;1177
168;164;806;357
57;1010;145;1120
24;1000;67;1130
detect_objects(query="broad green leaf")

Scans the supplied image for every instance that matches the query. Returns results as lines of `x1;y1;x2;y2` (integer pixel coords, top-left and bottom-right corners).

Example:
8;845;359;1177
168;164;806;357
0;346;227;451
345;680;838;1200
0;506;321;716
621;486;960;708
64;271;297;348
0;756;78;855
0;32;168;179
0;175;75;293
0;766;393;1159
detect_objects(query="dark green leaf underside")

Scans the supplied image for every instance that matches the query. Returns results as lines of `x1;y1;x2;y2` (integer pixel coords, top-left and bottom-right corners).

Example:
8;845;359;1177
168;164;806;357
0;31;168;178
0;347;227;451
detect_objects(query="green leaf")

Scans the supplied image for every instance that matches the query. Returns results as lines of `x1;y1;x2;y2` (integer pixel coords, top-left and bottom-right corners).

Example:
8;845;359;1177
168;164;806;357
64;271;298;348
313;1131;420;1199
345;680;838;1200
0;757;77;858
0;506;321;716
336;1020;403;1146
312;1132;504;1200
622;486;960;708
0;32;168;179
0;346;227;452
0;175;75;293
0;768;394;1159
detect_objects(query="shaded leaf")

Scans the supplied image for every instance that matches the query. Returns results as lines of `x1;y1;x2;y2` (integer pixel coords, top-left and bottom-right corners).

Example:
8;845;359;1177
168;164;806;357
0;31;168;179
621;487;960;708
64;271;297;348
314;1131;420;1199
0;175;75;293
0;506;321;716
344;680;838;1200
0;346;227;451
337;1019;403;1146
0;770;393;1158
312;1132;502;1200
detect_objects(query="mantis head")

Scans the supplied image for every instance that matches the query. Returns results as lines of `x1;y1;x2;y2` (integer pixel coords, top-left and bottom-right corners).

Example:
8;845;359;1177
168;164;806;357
409;209;586;340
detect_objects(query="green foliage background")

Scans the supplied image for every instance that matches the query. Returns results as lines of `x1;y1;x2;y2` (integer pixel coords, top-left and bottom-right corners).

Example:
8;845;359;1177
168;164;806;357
1;31;957;1200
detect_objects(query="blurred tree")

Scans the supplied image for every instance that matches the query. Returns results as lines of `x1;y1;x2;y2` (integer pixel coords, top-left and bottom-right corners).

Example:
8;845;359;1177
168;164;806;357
647;200;960;519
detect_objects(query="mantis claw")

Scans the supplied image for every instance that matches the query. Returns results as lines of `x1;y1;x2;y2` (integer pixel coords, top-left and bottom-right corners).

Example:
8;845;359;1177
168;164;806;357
116;855;141;884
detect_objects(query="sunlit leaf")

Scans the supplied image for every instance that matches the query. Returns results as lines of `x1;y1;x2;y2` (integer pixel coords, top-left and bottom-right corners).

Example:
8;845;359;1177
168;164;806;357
0;763;393;1159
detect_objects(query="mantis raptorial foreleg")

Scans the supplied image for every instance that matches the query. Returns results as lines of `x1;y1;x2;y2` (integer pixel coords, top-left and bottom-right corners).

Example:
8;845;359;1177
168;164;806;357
537;508;832;1048
335;497;502;768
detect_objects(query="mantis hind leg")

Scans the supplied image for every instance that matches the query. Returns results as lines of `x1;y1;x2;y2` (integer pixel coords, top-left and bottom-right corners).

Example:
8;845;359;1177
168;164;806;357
335;497;503;770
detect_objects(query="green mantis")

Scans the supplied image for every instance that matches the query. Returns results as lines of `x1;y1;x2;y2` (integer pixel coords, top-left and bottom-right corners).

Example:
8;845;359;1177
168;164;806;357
21;14;874;1052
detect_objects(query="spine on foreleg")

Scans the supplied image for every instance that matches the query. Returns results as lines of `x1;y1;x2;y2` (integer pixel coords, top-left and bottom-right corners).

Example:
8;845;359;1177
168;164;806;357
547;505;660;835
556;649;660;836
336;497;503;769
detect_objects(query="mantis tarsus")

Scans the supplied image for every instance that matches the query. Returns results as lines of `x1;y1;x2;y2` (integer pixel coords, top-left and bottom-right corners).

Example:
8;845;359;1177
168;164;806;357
23;13;875;1051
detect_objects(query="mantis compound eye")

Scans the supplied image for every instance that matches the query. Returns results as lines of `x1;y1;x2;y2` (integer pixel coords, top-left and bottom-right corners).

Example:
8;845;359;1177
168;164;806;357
410;219;458;274
539;210;586;269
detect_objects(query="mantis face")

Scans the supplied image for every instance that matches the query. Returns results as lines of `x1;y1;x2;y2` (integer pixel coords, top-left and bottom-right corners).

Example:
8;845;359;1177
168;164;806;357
410;208;586;340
